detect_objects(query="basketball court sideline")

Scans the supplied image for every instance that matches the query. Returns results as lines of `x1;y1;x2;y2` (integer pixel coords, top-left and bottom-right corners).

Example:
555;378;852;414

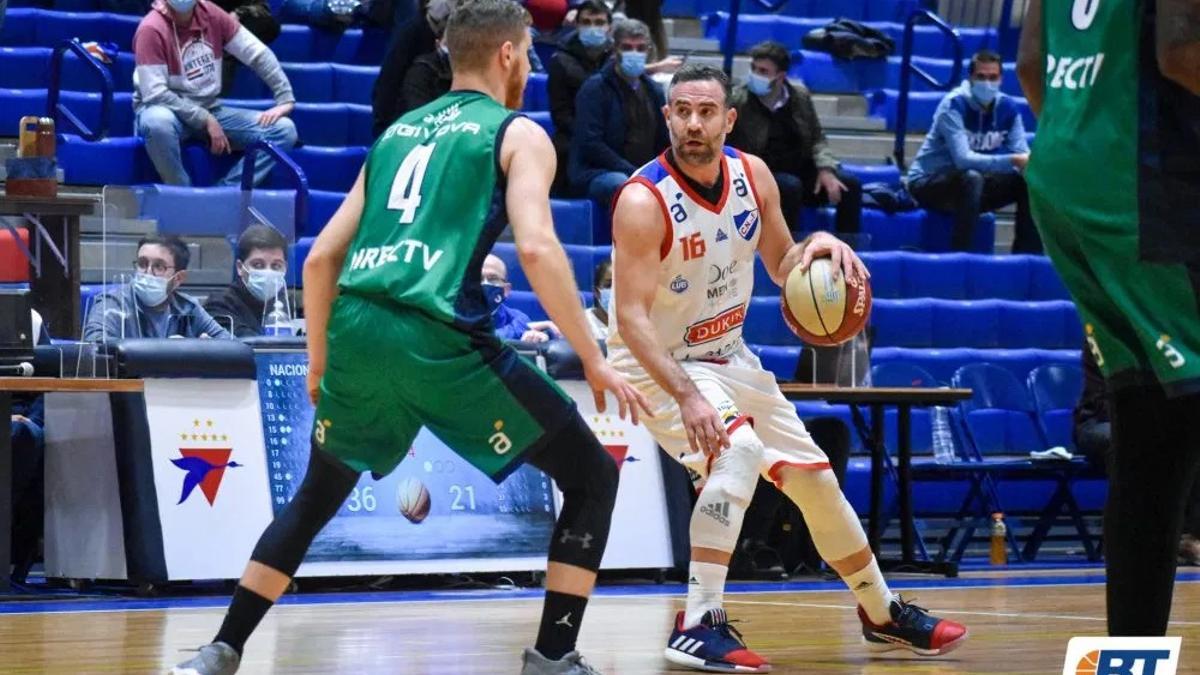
1;567;1197;674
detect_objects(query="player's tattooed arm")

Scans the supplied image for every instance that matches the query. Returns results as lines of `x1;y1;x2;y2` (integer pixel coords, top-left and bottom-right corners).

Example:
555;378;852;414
1016;0;1045;116
1158;0;1200;94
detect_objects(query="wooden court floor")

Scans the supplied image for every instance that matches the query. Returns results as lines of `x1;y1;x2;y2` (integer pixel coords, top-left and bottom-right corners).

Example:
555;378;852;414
0;570;1197;674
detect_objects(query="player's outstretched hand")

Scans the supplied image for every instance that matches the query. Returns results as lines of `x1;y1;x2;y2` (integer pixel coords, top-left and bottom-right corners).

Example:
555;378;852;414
679;392;730;457
795;231;870;283
583;361;653;426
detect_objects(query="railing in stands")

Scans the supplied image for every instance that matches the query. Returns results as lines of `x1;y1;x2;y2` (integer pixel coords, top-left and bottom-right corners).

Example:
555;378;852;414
893;9;962;169
239;141;310;238
47;39;114;141
721;0;791;76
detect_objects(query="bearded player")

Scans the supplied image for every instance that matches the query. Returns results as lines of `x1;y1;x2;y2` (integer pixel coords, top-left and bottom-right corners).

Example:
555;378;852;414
170;2;651;674
608;64;969;673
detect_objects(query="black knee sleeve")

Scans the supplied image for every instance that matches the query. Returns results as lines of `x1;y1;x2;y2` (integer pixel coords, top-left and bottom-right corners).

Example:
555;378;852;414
250;446;359;577
527;413;618;572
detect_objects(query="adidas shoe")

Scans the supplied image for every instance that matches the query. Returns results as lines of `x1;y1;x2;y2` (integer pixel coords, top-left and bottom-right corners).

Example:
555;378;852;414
858;597;968;656
664;609;770;673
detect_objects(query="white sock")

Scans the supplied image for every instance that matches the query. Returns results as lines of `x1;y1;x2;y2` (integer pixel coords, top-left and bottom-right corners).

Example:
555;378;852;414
683;561;728;629
844;559;896;625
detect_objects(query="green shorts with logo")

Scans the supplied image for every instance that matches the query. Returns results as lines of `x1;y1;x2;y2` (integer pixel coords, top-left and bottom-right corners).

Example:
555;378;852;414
1030;200;1200;396
312;294;575;482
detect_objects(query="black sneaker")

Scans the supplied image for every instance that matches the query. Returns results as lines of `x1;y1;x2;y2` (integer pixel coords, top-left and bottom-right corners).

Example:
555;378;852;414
858;597;968;656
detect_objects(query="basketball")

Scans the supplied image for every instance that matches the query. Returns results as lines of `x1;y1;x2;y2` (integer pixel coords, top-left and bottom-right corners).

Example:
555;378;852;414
781;257;872;347
397;477;431;524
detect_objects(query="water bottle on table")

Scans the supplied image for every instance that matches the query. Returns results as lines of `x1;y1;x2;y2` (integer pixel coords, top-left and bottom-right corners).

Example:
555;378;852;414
264;300;294;337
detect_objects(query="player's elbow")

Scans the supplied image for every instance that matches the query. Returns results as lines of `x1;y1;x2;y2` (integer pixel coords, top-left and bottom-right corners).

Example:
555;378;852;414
516;239;554;271
1158;47;1200;95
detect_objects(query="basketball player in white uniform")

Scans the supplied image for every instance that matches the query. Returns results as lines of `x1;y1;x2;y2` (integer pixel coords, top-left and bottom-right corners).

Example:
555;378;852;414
608;64;969;672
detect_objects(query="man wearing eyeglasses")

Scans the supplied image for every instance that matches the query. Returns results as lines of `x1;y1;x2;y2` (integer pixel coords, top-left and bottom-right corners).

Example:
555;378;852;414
82;235;232;342
905;49;1042;254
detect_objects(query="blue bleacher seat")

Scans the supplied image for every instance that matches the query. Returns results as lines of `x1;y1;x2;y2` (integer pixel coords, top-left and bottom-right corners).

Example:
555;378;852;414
504;290;547;322
860;209;922;251
305;189;345;237
871;362;941;388
953;363;1046;455
346;104;373;146
884;57;1021;96
1028;363;1083;450
138;185;297;238
743;296;795;346
967;254;1032;300
1030;258;1071;300
282;62;334;102
872;346;1080;385
278;146;367;192
57;134;155;185
858;251;900;298
750;344;801;382
325;28;364;63
789;50;888;94
490;242;597;292
292;103;351;146
870;361;939;454
901;252;968;298
55;90;135;137
287;237;315;287
867;89;944;133
920;210;995;253
550;199;594;245
0;88;48;136
999;300;1079;350
934;299;1000;348
841;163;901;188
271;25;316;62
523;72;549;112
871;298;934;348
331;64;378;106
0;47;51;88
0;9;37;46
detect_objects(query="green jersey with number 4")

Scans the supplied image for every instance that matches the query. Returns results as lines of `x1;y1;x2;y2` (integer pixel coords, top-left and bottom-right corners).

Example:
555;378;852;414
338;90;518;330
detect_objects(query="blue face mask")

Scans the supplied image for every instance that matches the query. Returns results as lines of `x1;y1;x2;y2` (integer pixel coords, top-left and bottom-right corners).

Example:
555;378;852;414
167;0;197;14
579;26;608;48
620;50;647;77
598;288;612;312
483;283;505;314
747;72;773;97
971;79;1000;105
134;272;172;308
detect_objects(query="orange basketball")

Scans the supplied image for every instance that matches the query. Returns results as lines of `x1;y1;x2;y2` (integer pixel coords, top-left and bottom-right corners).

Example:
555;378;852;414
781;257;872;347
397;477;431;524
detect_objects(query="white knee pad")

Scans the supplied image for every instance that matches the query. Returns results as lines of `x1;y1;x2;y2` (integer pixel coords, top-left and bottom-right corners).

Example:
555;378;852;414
690;427;764;552
779;468;868;563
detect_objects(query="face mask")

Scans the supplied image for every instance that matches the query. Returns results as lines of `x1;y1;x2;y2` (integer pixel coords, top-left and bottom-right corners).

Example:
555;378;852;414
482;283;505;314
579;26;608;48
747;72;773;97
598;288;612;312
620;50;647;77
971;80;1000;105
134;272;171;308
244;266;286;303
167;0;197;14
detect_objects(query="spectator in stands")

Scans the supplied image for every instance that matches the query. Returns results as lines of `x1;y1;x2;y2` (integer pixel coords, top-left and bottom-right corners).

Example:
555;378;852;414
204;225;289;338
402;37;453;111
83;236;232;341
569;18;668;208
906;50;1041;253
585;258;611;340
373;0;450;135
1073;343;1200;564
729;41;863;235
133;0;298;187
212;0;281;96
548;0;614;190
483;254;560;343
9;310;50;584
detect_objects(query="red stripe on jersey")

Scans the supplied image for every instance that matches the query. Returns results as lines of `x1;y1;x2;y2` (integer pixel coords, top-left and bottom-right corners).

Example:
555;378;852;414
735;149;764;211
767;460;833;487
613;176;674;261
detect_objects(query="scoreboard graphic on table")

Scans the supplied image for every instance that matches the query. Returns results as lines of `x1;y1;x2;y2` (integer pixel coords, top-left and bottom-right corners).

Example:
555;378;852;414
254;352;557;566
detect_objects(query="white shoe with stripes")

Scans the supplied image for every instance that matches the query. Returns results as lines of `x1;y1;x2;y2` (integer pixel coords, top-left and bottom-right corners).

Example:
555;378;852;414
662;609;771;673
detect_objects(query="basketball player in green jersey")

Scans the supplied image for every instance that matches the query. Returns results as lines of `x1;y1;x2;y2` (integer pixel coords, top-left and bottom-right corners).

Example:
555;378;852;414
171;2;651;673
1018;0;1200;635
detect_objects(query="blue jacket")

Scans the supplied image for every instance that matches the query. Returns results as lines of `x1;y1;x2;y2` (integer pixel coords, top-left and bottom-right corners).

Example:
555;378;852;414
493;302;533;341
568;60;669;191
906;80;1029;182
82;283;232;342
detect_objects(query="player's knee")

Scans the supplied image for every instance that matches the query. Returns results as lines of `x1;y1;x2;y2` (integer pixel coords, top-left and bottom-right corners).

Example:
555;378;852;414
580;435;619;511
690;427;763;552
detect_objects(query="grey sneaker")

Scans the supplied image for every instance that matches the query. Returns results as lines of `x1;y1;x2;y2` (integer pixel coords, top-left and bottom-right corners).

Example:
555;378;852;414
521;648;603;674
169;642;240;675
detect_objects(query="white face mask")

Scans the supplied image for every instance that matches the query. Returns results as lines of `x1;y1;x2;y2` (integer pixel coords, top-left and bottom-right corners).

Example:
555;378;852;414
134;272;172;308
242;265;286;303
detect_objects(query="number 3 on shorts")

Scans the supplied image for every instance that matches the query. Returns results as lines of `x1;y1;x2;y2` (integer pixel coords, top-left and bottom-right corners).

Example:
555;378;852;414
388;143;436;224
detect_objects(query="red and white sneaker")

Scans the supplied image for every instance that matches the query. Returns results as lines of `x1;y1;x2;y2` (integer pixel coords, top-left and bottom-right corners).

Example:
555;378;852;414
858;597;968;656
663;609;771;673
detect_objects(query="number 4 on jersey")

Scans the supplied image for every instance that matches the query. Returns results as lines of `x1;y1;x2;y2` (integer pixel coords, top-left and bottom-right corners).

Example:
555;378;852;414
388;143;436;224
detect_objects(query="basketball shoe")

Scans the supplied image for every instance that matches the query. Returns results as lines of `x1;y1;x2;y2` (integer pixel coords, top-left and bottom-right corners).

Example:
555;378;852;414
663;608;770;673
858;596;968;656
520;648;602;674
169;642;240;674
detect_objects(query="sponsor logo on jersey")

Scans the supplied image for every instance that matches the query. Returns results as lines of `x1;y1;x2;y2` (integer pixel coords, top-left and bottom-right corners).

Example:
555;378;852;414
1045;53;1105;91
733;209;759;241
715;228;729;242
1085;324;1105;368
348;240;445;272
684;305;746;346
670;274;690;294
708;260;738;284
1156;334;1186;370
489;419;513;455
422;102;462;126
